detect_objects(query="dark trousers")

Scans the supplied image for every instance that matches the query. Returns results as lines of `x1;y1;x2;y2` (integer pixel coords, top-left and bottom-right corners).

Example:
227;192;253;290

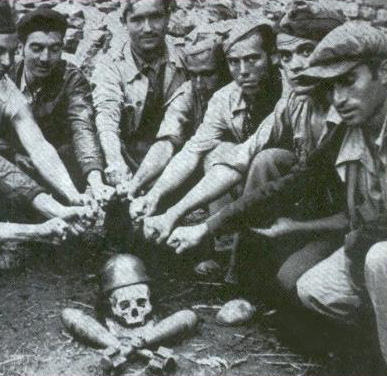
236;148;343;303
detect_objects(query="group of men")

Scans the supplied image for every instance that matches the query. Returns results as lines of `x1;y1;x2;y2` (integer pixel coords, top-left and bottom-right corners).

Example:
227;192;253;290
1;0;387;371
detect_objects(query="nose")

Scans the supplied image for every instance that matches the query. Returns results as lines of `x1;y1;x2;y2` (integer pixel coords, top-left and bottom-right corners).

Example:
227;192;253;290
333;84;348;108
289;54;304;73
39;48;50;62
240;60;249;78
143;17;152;32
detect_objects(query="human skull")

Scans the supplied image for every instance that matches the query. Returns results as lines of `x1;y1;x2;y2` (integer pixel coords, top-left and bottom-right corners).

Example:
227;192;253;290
109;284;152;327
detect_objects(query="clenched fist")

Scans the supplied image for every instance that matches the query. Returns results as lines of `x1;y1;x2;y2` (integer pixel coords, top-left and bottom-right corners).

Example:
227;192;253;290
167;223;208;254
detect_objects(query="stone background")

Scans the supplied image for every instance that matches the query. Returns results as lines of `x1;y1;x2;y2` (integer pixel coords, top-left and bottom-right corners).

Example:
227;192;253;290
9;0;387;81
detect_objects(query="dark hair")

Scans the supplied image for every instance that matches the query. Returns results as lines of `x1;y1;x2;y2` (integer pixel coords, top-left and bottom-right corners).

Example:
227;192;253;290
122;0;176;22
17;9;67;44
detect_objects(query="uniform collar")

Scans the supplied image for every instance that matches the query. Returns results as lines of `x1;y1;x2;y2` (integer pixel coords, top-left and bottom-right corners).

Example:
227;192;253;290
121;41;184;83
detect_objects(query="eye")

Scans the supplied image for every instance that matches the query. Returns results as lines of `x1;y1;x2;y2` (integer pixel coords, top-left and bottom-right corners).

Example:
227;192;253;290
136;298;147;307
228;58;238;67
30;45;43;53
299;46;314;58
119;300;131;310
149;13;163;22
280;51;291;63
50;45;62;54
246;55;259;64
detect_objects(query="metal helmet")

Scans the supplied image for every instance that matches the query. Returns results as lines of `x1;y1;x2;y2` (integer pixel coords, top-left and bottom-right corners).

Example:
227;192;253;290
100;254;150;294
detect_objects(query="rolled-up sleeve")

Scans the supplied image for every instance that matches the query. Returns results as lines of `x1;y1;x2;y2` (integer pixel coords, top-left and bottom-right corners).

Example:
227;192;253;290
156;81;194;149
182;91;229;155
65;68;104;176
92;58;124;135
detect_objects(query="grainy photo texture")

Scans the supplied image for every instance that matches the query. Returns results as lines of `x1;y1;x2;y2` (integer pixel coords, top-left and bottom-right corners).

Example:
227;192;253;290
0;0;387;375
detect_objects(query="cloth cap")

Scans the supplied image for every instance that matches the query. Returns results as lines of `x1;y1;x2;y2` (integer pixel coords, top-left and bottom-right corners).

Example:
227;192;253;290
17;8;67;41
223;17;274;54
184;37;222;66
301;21;387;80
0;1;16;34
279;0;345;42
206;0;237;19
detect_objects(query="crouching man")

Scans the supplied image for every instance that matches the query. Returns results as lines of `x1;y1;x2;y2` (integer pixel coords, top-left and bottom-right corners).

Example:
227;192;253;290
140;18;280;244
8;8;115;207
294;23;387;371
128;37;229;217
0;2;96;268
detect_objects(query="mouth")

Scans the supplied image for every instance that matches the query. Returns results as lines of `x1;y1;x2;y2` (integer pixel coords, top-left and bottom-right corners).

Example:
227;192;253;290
140;35;159;42
338;108;356;119
240;81;258;88
36;66;50;73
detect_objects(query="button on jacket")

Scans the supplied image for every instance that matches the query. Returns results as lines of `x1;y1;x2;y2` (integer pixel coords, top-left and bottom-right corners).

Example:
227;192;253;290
92;41;188;161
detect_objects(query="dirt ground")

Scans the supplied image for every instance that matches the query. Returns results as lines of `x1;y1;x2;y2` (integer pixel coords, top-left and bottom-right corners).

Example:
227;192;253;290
0;225;380;376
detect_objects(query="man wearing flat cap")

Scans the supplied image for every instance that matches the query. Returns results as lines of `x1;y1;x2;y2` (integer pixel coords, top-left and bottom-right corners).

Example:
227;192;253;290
128;37;230;218
167;0;347;293
7;8;115;209
294;22;387;371
0;1;97;268
141;18;281;247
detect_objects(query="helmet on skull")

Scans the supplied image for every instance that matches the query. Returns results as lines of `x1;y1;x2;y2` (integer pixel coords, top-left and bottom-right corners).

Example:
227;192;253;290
100;254;150;294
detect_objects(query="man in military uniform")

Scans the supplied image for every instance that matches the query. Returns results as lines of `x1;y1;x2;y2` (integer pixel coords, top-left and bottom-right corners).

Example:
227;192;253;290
128;37;229;219
167;1;347;297
140;19;281;245
92;0;188;188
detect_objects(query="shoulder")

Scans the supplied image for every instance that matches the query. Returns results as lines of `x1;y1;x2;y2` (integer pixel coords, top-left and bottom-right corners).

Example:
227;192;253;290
166;40;186;69
211;81;237;101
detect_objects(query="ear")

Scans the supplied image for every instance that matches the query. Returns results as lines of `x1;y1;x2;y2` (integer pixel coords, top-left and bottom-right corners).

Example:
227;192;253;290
378;59;387;85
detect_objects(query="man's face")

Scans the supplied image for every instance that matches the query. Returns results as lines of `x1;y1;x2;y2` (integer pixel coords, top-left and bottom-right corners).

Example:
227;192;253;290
0;33;18;78
330;64;386;127
226;33;270;96
23;31;63;80
277;35;318;93
186;54;221;101
126;0;169;55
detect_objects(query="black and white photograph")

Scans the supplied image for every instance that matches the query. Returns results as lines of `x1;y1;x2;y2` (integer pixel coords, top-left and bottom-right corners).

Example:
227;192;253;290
0;0;387;375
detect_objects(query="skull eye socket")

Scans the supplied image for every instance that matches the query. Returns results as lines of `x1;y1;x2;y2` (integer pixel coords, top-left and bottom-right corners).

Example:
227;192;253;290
136;298;147;307
119;300;131;310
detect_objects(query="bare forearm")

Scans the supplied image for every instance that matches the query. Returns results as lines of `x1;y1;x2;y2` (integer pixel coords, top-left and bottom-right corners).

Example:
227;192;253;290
148;148;201;201
0;223;41;243
30;143;79;202
32;193;67;219
292;212;349;233
132;140;175;193
167;165;242;220
99;131;126;166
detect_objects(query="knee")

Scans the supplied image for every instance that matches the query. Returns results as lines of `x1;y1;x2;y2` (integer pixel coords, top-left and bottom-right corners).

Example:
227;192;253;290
203;142;236;172
365;242;387;275
296;271;315;308
250;148;295;171
277;268;298;297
